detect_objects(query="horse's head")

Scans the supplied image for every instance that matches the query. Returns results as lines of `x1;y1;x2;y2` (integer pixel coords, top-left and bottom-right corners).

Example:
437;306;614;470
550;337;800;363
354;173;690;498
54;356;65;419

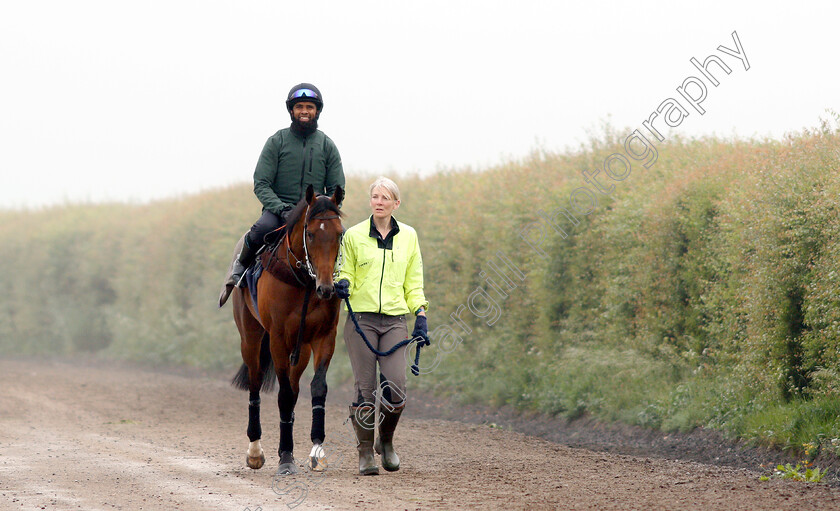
301;184;345;299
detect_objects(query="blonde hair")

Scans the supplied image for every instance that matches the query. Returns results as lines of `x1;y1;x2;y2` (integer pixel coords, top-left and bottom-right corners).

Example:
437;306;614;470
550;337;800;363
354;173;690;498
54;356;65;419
369;176;400;202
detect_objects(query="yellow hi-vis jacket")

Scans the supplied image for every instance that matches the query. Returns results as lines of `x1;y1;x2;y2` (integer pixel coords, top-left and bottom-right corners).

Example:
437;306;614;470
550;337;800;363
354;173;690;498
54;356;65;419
338;216;429;316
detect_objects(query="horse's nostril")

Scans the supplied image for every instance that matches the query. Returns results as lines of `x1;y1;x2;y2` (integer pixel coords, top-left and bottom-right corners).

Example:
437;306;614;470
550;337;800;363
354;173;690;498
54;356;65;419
317;285;334;298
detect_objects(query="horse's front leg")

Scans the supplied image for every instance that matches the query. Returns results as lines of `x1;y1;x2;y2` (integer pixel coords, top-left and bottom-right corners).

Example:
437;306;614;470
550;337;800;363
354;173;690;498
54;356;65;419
308;358;330;471
240;330;268;470
246;380;266;469
277;369;300;475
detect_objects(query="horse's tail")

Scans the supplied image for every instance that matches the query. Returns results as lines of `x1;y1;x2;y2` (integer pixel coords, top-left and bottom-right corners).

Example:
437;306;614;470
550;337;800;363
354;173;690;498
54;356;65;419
231;332;276;392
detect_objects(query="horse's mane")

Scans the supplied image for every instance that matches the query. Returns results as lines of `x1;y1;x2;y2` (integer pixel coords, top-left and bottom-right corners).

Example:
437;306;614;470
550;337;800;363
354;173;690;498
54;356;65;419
284;194;343;235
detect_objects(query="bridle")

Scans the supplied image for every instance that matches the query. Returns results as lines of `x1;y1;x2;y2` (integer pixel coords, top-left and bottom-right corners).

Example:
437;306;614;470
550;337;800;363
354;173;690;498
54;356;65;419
287;203;344;283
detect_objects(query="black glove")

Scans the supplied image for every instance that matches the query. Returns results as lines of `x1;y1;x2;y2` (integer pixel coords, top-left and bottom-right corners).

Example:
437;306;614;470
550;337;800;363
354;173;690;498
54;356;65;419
412;315;429;347
279;205;294;223
335;279;351;299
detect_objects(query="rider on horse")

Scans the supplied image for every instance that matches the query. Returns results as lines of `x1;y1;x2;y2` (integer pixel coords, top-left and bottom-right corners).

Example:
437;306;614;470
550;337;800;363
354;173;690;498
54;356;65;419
223;82;345;297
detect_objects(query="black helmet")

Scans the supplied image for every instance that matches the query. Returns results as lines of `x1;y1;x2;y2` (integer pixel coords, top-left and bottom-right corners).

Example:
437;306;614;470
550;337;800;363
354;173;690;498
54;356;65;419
286;83;323;113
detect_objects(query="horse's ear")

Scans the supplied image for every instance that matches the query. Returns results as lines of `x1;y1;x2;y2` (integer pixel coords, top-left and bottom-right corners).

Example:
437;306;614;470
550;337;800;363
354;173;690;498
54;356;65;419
306;184;315;204
332;185;344;207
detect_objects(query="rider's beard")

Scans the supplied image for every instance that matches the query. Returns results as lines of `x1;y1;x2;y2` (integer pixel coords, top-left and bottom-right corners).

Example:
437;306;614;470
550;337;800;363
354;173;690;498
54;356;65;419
290;115;318;136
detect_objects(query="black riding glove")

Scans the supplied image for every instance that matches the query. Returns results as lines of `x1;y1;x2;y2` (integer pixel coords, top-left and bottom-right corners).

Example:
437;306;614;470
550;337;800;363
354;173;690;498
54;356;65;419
412;315;429;347
279;205;294;223
335;279;351;299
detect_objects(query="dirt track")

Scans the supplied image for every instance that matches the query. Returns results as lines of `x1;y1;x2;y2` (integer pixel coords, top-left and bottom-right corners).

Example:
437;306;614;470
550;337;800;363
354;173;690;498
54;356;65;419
1;359;839;510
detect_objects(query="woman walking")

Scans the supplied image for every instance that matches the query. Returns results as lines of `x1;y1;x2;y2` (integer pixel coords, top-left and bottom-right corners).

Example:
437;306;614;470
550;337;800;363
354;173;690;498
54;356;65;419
335;177;429;475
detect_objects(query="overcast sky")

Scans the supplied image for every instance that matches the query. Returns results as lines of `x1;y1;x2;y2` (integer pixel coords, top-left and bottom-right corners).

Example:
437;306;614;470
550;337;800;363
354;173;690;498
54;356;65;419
1;0;837;208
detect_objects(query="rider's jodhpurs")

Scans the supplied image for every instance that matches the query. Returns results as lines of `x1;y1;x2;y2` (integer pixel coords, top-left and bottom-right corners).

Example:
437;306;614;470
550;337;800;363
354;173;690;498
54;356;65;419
343;312;408;408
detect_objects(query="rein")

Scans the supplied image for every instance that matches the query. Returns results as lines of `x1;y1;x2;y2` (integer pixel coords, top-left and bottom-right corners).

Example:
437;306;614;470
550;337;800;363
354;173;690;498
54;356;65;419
283;234;311;288
289;286;312;367
343;297;425;376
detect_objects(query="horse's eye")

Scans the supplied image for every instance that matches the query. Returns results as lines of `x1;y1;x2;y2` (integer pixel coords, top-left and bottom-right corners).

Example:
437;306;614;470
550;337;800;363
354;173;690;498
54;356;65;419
306;231;314;240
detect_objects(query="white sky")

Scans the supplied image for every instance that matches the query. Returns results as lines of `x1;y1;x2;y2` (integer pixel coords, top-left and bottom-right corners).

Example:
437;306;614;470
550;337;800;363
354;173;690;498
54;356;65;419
1;0;837;208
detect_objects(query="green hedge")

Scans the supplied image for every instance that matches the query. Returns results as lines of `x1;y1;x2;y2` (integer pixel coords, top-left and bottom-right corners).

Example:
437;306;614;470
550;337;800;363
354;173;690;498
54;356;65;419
2;121;840;455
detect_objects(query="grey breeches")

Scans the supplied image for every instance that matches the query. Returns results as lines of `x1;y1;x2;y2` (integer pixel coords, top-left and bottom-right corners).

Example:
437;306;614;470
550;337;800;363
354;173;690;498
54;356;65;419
344;312;408;408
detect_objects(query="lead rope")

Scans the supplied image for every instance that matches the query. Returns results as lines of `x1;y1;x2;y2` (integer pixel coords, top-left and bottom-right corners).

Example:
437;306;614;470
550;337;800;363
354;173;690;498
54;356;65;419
343;297;426;376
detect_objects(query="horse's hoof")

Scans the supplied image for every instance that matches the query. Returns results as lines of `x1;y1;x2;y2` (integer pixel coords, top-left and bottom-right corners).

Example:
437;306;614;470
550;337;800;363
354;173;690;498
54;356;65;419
277;462;299;475
309;444;327;472
310;455;327;472
246;453;266;470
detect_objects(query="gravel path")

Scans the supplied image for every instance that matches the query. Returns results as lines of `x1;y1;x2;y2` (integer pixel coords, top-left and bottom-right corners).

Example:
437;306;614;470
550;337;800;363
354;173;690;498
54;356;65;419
1;358;837;510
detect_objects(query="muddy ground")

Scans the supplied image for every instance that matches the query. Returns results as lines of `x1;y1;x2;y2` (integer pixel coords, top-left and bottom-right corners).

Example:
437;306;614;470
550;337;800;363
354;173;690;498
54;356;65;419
1;358;838;510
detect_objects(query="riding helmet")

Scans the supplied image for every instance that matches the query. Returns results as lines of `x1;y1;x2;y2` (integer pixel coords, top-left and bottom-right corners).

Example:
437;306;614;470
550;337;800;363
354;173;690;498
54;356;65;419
286;83;324;113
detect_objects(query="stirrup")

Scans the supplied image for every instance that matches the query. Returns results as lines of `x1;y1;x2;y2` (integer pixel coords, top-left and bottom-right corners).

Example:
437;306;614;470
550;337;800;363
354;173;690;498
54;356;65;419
232;260;248;288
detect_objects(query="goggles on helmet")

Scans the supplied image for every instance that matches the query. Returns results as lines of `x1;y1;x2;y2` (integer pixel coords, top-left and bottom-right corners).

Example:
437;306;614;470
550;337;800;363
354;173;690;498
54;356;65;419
291;88;320;100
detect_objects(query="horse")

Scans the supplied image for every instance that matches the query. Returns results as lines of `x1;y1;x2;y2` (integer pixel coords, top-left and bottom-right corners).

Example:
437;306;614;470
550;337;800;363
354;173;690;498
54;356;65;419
230;184;344;475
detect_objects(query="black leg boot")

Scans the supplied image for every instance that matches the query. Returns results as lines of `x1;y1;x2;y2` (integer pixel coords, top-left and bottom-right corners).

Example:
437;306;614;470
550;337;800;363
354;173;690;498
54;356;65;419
231;237;257;288
350;406;379;475
374;404;403;472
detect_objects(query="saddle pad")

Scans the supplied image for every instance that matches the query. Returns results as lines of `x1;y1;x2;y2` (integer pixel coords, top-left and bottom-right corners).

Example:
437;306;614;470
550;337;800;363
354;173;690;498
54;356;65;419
245;259;264;322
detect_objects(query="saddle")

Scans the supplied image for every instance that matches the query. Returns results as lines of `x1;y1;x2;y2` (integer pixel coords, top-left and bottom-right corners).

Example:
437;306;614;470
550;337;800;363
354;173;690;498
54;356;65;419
260;226;313;289
218;225;309;308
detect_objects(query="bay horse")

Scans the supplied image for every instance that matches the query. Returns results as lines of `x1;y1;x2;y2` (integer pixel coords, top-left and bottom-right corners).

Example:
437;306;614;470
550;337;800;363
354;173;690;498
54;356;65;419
230;184;344;475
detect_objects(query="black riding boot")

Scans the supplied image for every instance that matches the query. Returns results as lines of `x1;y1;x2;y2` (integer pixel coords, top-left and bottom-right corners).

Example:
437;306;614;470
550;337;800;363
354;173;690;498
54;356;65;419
350;405;379;475
374;404;403;471
231;237;257;288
